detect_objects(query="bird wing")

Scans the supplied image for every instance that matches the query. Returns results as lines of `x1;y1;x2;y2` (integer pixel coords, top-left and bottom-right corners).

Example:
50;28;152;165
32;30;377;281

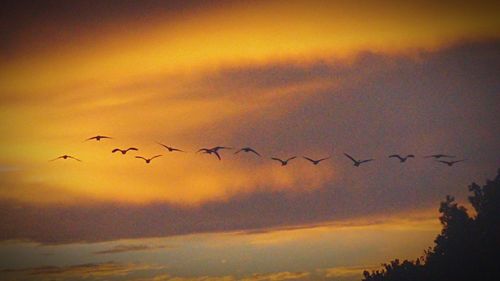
49;156;64;161
100;136;112;139
68;156;82;161
286;156;297;162
112;148;120;153
389;155;403;161
150;155;162;160
248;148;261;156
437;160;451;164
360;159;374;163
127;147;139;151
452;159;465;164
212;151;221;160
234;149;243;154
303;156;315;163
157;142;168;148
171;148;185;152
85;136;97;141
344;153;357;163
135;156;147;161
197;148;207;153
271;157;284;164
318;156;331;162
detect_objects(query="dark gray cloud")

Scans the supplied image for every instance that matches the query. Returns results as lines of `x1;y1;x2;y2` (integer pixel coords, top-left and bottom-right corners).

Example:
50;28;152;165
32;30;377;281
0;40;498;244
93;244;170;255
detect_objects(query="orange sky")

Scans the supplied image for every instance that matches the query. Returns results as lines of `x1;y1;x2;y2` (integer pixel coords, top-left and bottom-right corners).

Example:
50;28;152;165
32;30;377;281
1;1;498;206
1;2;499;280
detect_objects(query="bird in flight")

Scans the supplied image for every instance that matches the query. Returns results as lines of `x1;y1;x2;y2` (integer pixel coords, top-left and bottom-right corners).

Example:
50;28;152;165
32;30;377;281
50;155;81;162
209;146;233;152
112;147;138;155
86;135;112;141
157;142;185;153
344;153;374;167
303;156;330;165
135;155;162;164
271;156;297;166
389;154;415;163
197;148;222;160
436;159;465;166
424;154;455;159
235;147;261;156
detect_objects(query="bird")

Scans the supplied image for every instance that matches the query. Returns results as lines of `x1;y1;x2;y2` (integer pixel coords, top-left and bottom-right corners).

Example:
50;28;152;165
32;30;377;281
389;154;415;163
424;154;455;159
86;135;112;141
209;146;233;152
157;142;185;153
50;155;81;162
303;156;330;165
437;159;465;166
271;156;297;166
235;147;261;156
344;153;374;167
135;155;162;164
112;147;138;155
197;148;222;160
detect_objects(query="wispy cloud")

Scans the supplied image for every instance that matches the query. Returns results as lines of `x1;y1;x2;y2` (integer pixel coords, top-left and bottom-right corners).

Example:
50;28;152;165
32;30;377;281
93;243;170;255
240;271;310;281
0;262;164;280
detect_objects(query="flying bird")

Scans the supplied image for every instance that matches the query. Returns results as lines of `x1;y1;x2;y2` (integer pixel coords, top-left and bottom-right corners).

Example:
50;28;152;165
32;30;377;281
209;146;233;152
157;142;185;152
197;148;222;160
303;156;330;165
437;159;465;166
235;147;261;156
135;155;162;164
344;153;374;167
50;155;81;162
389;154;415;163
86;135;112;141
271;156;297;166
112;147;138;154
424;154;455;159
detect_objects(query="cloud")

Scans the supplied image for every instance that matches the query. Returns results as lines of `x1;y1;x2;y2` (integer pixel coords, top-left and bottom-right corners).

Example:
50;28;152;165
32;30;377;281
0;40;499;244
0;262;164;280
130;271;310;281
320;265;379;279
239;271;310;281
93;243;170;255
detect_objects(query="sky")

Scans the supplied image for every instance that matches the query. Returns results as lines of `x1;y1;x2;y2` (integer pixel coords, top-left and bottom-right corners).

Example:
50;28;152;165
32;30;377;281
0;1;499;281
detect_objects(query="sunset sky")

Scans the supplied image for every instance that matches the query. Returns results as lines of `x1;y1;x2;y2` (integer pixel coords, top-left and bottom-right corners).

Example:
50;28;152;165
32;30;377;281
1;1;499;280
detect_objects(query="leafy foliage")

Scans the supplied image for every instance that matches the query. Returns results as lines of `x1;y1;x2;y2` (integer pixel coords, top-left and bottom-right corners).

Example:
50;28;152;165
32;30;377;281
362;169;500;281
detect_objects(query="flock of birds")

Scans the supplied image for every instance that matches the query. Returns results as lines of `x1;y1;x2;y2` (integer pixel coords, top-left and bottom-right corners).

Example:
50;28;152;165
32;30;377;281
50;135;466;167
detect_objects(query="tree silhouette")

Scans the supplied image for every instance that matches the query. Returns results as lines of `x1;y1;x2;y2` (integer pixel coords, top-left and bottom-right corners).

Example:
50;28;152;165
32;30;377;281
362;169;500;281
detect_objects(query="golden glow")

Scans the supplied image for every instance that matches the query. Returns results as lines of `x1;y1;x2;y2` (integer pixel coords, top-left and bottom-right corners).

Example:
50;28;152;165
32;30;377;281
0;1;499;205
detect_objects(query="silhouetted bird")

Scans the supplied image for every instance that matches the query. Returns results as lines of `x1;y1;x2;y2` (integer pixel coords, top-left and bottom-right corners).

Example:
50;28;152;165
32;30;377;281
271;156;297;166
424;154;455;159
50;155;81;162
135;155;162;164
437;159;465;166
86;135;112;141
344;153;374;167
389;154;415;163
235;147;261;156
157;142;185;152
197;148;222;160
209;146;233;152
112;147;138;154
303;156;330;165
